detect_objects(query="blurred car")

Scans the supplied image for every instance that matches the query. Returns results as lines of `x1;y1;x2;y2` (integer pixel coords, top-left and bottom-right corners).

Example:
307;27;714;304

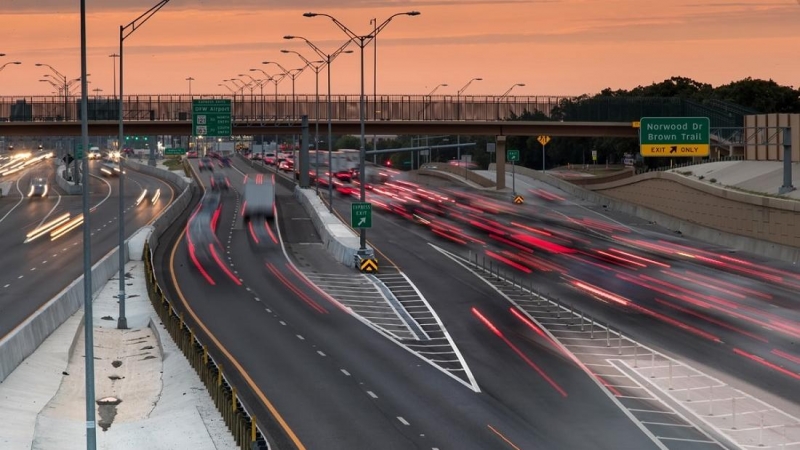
88;150;102;160
243;177;275;222
220;156;232;167
278;159;294;172
210;172;229;191
198;157;214;172
206;151;221;159
99;162;124;176
186;150;198;159
28;177;48;198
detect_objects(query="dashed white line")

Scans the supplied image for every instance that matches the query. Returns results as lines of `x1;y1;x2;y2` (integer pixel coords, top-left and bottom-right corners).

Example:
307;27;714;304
340;369;351;376
397;417;410;426
366;391;378;399
279;321;286;326
3;284;9;288
17;275;23;279
30;268;36;271
296;335;305;340
316;351;326;357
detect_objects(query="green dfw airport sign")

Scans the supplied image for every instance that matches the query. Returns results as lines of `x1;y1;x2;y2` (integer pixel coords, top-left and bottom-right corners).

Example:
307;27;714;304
192;99;232;137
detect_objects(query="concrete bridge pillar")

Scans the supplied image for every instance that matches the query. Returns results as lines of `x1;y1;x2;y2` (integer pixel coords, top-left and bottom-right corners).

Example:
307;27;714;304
496;135;506;190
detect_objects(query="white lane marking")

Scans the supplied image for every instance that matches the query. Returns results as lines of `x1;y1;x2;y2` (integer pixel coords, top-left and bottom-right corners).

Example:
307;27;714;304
296;334;305;340
3;284;9;288
18;275;23;279
0;177;27;225
366;391;378;399
89;173;113;210
399;271;481;393
279;321;286;326
316;351;326;357
397;417;410;426
340;369;351;376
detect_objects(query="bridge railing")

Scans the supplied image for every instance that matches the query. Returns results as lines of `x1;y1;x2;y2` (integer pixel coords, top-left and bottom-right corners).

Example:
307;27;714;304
0;95;757;128
0;94;569;123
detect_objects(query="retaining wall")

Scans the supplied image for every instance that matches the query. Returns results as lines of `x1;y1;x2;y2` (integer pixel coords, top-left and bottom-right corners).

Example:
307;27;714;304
489;163;800;264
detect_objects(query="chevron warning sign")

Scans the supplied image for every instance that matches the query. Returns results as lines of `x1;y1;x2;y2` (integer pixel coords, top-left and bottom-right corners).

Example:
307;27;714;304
513;195;524;205
359;258;378;273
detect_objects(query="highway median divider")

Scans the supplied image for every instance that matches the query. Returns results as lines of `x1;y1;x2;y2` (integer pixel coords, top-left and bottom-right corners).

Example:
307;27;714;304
294;186;365;268
142;243;269;450
0;158;194;383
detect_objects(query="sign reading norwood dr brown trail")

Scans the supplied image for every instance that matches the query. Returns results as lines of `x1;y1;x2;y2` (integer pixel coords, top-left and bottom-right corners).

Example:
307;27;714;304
639;117;710;157
192;99;232;137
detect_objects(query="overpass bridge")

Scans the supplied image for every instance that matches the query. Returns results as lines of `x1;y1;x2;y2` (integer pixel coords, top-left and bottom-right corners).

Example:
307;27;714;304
0;93;756;189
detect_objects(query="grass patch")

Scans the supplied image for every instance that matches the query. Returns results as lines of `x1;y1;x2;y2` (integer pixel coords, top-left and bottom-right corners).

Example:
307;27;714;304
163;157;183;170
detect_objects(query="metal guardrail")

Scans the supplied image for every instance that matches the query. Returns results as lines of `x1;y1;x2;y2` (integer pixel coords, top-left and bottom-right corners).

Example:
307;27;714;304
636;156;746;174
143;241;269;450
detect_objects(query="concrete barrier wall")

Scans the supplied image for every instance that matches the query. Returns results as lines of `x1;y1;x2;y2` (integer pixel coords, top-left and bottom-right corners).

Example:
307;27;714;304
294;186;364;268
0;246;120;382
567;168;635;186
0;158;194;382
54;163;82;195
420;163;496;187
488;163;800;264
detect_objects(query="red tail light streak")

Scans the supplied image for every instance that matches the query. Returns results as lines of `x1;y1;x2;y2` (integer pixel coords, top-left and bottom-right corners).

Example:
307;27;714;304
266;263;327;314
471;308;567;397
733;348;800;381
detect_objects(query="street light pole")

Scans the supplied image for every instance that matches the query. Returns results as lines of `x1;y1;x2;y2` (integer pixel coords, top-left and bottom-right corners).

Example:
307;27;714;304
79;1;97;448
186;76;194;96
118;0;171;331
284;35;352;212
36;63;68;120
109;54;119;99
370;18;377;160
456;77;482;163
281;50;326;192
304;11;420;256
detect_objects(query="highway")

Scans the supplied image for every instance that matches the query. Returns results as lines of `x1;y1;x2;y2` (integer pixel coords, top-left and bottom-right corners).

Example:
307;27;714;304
324;169;800;424
0;156;175;340
156;157;666;450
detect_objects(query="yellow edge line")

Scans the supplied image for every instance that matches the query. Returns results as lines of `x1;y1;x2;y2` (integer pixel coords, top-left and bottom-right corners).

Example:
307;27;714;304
487;424;522;450
168;195;306;450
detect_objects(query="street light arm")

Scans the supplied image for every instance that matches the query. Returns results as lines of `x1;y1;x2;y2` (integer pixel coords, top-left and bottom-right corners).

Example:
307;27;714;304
35;63;66;82
428;83;448;95
305;13;360;41
218;83;235;93
457;77;482;96
121;0;171;41
263;60;289;74
304;11;419;47
0;61;22;72
369;12;419;42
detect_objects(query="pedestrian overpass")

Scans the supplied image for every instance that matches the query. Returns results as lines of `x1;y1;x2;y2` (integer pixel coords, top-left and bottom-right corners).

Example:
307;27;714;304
0;93;757;189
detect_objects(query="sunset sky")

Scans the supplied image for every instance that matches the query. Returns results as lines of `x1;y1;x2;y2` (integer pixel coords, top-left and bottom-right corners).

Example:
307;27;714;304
0;0;798;97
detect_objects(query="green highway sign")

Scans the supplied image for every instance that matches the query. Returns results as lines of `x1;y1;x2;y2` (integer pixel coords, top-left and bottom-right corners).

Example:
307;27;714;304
507;149;520;162
74;143;83;159
639;117;710;157
164;147;186;156
192;99;232;137
351;202;372;229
